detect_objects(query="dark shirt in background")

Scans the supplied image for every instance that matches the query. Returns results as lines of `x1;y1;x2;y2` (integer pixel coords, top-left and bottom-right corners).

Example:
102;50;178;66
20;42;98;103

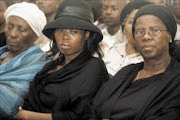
0;32;6;47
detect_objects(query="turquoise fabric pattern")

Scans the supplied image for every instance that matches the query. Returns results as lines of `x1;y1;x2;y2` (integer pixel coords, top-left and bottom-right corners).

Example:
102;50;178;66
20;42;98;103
0;45;48;116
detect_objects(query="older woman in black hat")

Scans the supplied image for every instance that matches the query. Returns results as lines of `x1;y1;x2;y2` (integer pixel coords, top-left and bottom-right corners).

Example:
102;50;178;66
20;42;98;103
83;4;180;120
15;0;108;120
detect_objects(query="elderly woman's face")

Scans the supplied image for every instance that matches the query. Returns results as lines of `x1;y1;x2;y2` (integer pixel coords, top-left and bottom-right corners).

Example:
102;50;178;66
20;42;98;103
134;15;171;59
54;29;90;56
123;9;138;47
5;16;37;54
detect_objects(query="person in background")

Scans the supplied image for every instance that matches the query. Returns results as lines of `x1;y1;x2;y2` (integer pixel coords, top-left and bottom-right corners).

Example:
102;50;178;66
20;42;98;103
0;0;7;47
35;0;63;52
0;2;48;116
5;0;31;5
171;0;180;40
172;0;180;25
15;0;108;120
83;4;180;120
114;1;151;72
84;0;103;23
36;0;62;24
29;0;36;4
84;0;106;30
99;0;127;76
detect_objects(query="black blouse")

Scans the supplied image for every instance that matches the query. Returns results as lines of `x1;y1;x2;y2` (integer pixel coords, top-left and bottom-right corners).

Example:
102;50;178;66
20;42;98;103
111;73;163;120
83;58;180;120
0;32;6;47
23;50;109;120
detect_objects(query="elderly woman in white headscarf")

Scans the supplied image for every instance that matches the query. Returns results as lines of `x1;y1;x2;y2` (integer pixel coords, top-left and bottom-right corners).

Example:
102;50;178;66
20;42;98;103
0;2;48;117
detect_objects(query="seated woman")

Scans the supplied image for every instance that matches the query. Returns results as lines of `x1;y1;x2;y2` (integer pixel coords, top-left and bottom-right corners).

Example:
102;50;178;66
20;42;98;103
115;1;152;71
83;4;180;120
15;0;108;120
0;2;47;116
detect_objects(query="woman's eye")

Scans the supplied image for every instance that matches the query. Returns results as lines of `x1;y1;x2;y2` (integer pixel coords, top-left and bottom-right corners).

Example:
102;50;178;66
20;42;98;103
19;28;27;32
152;29;160;32
136;30;144;35
7;25;13;29
112;7;118;11
71;30;77;34
59;29;63;32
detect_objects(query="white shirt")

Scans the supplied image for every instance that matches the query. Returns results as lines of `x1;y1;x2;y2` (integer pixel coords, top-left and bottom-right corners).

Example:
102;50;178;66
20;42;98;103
101;26;124;47
175;24;180;40
35;34;51;52
99;27;143;76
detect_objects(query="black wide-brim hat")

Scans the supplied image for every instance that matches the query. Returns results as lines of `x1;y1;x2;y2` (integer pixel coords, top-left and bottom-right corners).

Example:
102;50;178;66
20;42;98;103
42;0;103;41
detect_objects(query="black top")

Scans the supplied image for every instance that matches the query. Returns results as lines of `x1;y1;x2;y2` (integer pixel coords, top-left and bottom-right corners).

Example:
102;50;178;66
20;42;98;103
83;58;180;120
0;32;6;47
23;50;109;120
111;73;163;119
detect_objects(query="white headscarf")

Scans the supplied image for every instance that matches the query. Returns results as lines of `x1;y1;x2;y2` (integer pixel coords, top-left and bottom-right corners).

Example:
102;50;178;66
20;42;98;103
4;2;47;37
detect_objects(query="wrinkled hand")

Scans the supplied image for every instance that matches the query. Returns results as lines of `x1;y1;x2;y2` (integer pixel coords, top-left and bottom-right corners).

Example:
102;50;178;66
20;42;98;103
15;107;32;120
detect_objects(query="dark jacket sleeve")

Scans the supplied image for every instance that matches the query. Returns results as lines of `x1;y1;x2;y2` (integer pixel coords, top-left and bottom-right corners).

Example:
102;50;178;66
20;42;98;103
81;94;103;120
22;82;35;111
52;58;109;120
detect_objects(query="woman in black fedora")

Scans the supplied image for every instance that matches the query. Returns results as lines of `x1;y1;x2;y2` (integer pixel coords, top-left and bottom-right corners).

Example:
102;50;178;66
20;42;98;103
15;0;109;119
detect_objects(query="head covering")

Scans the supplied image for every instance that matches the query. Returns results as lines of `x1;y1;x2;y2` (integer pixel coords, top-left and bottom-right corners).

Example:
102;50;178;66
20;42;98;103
120;1;152;31
132;4;177;41
4;2;47;37
42;0;103;40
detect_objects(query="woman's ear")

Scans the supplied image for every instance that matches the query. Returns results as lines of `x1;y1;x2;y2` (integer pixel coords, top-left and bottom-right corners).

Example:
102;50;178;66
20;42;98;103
85;31;90;40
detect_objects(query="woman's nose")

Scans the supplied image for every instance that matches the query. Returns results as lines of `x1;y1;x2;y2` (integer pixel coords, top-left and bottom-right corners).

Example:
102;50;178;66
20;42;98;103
62;30;69;40
142;30;153;40
9;28;18;38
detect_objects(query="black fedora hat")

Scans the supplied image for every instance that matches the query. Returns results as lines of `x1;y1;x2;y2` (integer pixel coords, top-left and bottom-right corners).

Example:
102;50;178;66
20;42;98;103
42;0;103;41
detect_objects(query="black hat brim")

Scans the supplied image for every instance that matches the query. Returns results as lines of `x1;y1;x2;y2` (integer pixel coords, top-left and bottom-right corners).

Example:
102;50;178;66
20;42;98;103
43;16;103;40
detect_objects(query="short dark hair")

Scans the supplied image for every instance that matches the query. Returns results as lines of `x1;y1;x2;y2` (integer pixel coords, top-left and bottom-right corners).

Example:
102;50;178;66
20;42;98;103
83;0;103;21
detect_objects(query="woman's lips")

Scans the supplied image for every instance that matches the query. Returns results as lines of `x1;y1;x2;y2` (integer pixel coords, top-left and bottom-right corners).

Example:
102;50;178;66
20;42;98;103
8;41;18;46
142;45;154;51
59;43;70;49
